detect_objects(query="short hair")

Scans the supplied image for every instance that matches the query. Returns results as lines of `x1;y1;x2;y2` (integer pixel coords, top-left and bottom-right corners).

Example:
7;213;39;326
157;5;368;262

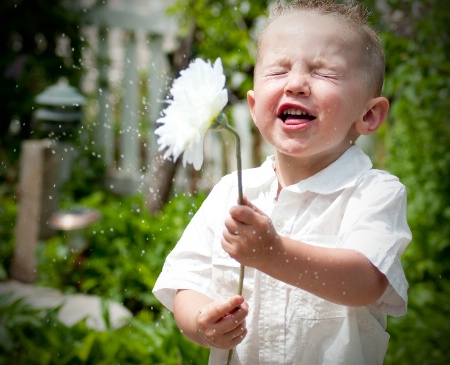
257;0;385;96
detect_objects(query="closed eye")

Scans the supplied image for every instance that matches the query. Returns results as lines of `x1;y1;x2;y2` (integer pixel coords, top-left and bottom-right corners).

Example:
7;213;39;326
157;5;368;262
264;65;290;77
267;70;288;77
313;70;338;79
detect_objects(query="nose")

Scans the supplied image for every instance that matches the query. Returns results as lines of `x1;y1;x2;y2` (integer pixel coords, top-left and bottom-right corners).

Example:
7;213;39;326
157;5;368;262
284;73;310;97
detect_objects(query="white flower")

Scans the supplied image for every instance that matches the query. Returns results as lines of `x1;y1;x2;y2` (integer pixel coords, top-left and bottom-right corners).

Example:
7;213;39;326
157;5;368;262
155;57;228;170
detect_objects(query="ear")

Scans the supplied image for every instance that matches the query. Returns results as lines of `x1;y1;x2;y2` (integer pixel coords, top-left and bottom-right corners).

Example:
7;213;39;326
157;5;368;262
355;96;389;135
247;89;257;123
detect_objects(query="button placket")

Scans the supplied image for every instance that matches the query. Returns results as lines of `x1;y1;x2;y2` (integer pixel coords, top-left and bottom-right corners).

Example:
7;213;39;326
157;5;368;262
259;274;285;364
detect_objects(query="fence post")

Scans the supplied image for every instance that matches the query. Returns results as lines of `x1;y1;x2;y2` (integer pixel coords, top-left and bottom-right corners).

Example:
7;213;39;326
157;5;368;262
147;35;170;174
96;27;114;168
84;1;179;196
119;30;139;177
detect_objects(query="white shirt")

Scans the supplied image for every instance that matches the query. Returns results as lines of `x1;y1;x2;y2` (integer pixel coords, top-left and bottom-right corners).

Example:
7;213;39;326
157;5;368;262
153;146;411;365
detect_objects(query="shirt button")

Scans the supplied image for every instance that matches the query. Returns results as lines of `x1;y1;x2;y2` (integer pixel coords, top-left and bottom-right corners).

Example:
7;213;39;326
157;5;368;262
274;220;284;230
265;329;276;341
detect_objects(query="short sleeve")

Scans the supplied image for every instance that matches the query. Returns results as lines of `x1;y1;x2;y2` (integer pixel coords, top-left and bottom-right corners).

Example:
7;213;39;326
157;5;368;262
338;170;412;316
152;175;234;312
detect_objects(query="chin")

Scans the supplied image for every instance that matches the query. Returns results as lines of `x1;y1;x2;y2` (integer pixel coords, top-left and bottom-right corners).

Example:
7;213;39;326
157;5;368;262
275;147;311;158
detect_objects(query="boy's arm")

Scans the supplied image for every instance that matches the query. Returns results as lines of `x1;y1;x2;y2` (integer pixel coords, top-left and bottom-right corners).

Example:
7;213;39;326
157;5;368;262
222;198;388;307
173;289;249;349
260;237;387;306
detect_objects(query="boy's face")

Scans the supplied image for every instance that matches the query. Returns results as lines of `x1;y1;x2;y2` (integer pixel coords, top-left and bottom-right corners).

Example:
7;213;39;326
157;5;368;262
248;11;372;165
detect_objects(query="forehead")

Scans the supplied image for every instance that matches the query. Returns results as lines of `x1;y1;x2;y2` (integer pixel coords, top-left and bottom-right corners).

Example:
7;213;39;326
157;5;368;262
258;11;363;62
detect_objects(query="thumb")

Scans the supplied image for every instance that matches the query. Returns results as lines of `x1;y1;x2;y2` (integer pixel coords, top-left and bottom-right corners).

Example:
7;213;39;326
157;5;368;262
206;296;245;323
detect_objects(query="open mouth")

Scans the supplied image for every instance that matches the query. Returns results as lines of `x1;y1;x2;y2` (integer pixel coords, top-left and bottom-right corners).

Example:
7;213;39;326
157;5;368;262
279;108;316;123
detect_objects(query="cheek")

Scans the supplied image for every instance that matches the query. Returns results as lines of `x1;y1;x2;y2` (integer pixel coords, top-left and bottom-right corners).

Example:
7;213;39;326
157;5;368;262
253;94;279;122
254;80;283;105
253;118;269;135
253;118;277;145
317;91;347;121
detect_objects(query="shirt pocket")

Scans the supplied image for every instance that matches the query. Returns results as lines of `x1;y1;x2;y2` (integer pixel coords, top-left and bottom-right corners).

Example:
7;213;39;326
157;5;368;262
290;289;347;320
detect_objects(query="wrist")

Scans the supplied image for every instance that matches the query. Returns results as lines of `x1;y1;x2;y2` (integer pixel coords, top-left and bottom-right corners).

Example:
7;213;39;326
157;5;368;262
256;234;285;272
194;309;210;348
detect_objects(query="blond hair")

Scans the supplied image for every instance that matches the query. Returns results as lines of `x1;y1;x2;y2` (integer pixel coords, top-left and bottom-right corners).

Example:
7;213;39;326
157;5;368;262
258;0;385;96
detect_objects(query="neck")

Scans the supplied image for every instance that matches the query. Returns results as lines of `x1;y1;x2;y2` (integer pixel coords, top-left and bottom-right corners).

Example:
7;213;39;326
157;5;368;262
274;147;352;188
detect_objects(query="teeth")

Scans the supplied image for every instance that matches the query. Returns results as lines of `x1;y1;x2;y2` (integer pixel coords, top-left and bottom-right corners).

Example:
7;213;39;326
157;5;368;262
282;108;309;116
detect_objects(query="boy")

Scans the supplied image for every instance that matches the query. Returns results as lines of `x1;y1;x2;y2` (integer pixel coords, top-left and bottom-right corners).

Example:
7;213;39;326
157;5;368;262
153;0;411;364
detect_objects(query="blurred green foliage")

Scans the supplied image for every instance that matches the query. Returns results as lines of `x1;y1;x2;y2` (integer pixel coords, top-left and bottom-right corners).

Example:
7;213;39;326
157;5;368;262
0;294;208;364
169;0;268;101
0;0;84;184
0;196;17;281
380;1;450;363
0;144;209;363
37;189;206;314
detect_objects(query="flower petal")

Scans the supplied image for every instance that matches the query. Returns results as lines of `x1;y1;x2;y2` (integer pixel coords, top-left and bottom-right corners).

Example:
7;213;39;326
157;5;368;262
155;57;228;170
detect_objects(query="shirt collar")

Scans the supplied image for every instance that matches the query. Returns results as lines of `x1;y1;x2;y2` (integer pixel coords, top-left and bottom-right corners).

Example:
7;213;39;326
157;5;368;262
288;145;372;194
243;145;372;194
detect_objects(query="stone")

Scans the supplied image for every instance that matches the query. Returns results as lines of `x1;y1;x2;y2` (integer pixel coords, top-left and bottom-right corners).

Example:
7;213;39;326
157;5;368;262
0;280;132;331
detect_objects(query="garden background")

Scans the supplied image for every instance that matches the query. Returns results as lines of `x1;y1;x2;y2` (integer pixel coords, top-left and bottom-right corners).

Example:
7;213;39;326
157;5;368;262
0;0;449;364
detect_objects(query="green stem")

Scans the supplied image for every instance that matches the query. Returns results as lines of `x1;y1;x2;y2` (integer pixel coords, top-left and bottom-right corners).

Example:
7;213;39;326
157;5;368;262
222;123;245;365
222;123;244;205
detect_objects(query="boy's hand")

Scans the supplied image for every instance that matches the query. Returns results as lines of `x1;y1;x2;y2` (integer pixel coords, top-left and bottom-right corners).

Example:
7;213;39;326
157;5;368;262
222;196;280;268
196;295;248;350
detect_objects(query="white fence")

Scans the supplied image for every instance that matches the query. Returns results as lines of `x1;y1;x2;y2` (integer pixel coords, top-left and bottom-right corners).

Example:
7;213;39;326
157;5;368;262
81;0;261;196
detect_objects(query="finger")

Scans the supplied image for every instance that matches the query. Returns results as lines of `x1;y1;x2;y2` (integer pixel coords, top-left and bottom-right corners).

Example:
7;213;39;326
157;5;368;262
230;197;268;225
217;305;248;342
224;216;240;236
203;296;245;324
216;326;248;350
202;302;249;350
221;231;237;248
222;308;248;347
221;300;249;321
226;323;248;344
229;205;260;225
